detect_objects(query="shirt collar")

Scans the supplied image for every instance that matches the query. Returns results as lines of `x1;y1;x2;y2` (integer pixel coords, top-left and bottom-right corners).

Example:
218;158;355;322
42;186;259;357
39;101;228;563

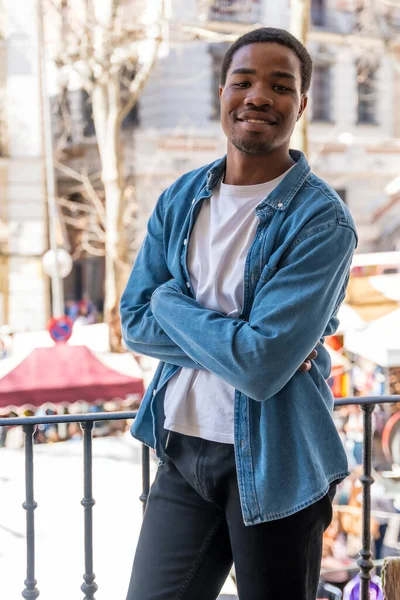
204;150;310;212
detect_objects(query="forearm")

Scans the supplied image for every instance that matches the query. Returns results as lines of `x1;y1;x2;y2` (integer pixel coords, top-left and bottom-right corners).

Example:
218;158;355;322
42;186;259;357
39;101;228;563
151;225;356;401
151;285;285;400
121;302;205;369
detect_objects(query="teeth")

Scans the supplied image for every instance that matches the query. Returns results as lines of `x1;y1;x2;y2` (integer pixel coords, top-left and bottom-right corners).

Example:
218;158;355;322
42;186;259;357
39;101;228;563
244;119;272;124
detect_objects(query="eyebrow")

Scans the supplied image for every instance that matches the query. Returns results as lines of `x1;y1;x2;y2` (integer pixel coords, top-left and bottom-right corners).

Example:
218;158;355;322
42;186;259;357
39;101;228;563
230;68;296;81
230;68;257;76
270;70;296;81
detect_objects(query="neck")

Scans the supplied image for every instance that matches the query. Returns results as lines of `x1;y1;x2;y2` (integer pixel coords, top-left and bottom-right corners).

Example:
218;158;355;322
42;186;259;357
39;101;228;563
223;143;295;186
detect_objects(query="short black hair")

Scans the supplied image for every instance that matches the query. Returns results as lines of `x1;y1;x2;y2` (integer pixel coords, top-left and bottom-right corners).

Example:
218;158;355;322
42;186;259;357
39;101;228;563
220;27;313;95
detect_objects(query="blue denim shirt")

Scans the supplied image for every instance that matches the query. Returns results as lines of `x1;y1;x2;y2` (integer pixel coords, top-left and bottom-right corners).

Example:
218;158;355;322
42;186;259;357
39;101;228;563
120;150;357;525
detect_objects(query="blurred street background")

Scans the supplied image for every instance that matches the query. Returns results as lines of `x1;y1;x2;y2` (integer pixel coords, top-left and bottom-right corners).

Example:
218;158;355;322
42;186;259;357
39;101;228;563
0;0;400;598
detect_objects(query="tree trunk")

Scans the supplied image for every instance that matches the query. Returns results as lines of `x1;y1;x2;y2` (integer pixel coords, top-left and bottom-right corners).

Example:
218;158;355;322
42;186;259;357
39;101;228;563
91;78;129;352
290;0;311;155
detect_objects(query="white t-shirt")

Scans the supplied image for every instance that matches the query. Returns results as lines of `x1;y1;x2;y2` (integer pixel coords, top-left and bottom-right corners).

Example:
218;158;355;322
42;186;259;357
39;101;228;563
164;170;290;443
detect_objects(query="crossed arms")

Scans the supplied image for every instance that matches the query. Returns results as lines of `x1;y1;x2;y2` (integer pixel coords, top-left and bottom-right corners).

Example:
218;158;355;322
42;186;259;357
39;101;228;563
120;193;356;401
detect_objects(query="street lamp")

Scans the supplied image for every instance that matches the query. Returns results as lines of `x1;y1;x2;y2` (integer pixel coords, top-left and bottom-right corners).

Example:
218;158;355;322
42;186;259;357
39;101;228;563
37;0;65;318
42;248;73;281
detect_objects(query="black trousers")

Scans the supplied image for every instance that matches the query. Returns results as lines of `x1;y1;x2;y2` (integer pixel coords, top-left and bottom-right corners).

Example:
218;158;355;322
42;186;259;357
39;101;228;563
126;432;334;600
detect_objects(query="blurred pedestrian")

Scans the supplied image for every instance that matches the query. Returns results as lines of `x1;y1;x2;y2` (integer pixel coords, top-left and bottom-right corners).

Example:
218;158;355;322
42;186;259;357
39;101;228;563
65;298;79;321
67;423;82;440
74;305;90;326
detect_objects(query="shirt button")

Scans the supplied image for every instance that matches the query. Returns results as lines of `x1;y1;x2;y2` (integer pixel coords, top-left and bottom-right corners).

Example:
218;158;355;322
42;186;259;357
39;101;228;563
192;199;196;204
186;281;191;288
183;239;188;246
277;202;283;208
153;390;157;396
240;439;245;448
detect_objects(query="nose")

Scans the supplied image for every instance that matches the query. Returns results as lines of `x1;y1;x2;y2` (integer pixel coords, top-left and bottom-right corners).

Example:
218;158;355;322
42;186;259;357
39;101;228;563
244;86;274;108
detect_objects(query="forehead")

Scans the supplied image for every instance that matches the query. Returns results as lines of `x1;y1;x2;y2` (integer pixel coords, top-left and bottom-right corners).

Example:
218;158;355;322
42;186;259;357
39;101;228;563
228;42;301;81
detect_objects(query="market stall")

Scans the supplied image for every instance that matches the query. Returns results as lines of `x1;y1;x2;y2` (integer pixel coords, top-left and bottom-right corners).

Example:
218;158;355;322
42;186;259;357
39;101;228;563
0;344;145;410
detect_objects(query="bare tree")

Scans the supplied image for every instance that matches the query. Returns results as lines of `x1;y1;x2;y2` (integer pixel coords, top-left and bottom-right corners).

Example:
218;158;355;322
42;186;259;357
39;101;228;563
46;0;170;350
46;0;259;350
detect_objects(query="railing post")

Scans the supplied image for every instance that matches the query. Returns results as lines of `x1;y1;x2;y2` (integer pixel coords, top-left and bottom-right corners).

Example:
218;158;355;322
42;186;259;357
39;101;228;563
80;421;98;600
140;445;150;515
22;424;40;600
358;403;375;600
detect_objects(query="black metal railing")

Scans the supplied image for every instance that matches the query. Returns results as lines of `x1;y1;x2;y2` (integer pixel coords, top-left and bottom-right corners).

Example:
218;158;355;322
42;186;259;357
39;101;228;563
0;411;142;600
334;395;400;600
1;395;400;599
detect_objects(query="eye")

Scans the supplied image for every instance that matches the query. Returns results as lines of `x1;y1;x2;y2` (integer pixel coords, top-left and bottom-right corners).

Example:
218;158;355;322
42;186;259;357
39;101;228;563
273;85;292;93
233;81;250;88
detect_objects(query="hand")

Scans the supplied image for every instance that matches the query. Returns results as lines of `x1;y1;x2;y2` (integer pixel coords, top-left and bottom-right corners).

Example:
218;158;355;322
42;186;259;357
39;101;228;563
298;348;318;372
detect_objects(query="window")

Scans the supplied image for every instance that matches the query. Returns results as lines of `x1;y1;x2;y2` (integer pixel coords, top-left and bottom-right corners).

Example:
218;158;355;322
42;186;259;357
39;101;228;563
208;0;260;24
311;65;331;122
209;43;229;121
357;64;377;124
311;0;326;26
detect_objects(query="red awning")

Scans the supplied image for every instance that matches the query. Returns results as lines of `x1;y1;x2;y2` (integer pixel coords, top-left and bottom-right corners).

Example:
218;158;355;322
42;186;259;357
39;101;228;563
0;344;145;408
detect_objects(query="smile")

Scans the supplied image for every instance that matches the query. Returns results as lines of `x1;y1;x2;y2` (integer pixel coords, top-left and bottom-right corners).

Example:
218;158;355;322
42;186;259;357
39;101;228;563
237;117;277;125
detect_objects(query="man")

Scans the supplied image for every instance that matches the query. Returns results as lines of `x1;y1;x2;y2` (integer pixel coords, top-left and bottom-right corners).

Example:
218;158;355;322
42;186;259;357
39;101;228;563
121;27;357;600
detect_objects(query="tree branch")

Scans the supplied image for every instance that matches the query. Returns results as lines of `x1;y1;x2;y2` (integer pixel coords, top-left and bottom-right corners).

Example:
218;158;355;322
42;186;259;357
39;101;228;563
57;196;97;214
81;166;107;224
59;213;88;229
54;160;106;226
117;34;162;125
82;229;106;256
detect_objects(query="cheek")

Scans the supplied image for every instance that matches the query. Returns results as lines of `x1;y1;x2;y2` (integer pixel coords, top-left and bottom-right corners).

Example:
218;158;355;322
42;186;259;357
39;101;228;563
278;105;299;130
220;91;236;118
219;102;231;132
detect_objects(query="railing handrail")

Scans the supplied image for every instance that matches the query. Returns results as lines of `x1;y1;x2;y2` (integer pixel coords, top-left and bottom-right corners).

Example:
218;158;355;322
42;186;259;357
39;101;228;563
2;394;400;599
0;410;137;427
335;395;400;407
1;395;399;428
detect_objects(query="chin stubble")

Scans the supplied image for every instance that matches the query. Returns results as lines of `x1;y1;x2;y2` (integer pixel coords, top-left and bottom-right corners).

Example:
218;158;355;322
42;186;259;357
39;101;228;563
231;133;274;156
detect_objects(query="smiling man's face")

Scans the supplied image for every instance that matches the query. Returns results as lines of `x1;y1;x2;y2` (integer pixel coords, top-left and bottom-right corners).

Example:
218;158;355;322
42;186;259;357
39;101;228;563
219;42;307;157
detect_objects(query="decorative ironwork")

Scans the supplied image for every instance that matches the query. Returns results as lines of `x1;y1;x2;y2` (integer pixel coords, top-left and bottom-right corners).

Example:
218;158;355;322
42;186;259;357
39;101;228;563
21;424;39;600
0;411;137;599
81;421;98;600
1;398;400;597
359;403;376;600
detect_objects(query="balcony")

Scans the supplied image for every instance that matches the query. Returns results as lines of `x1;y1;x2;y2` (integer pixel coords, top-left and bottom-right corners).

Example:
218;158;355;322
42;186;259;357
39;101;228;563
1;396;400;598
204;0;261;25
310;7;356;35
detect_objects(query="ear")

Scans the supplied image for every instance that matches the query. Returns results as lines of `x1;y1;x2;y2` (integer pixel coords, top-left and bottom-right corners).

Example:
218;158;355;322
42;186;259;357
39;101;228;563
219;85;224;99
297;95;308;121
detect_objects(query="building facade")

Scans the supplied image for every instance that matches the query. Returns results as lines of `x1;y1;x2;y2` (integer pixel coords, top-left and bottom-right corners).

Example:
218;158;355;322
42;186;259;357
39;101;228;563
2;0;399;334
0;0;49;333
133;0;400;254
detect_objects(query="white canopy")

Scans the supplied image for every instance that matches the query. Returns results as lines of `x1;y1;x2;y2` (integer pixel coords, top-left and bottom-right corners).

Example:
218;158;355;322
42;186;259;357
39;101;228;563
336;303;366;334
344;308;400;367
